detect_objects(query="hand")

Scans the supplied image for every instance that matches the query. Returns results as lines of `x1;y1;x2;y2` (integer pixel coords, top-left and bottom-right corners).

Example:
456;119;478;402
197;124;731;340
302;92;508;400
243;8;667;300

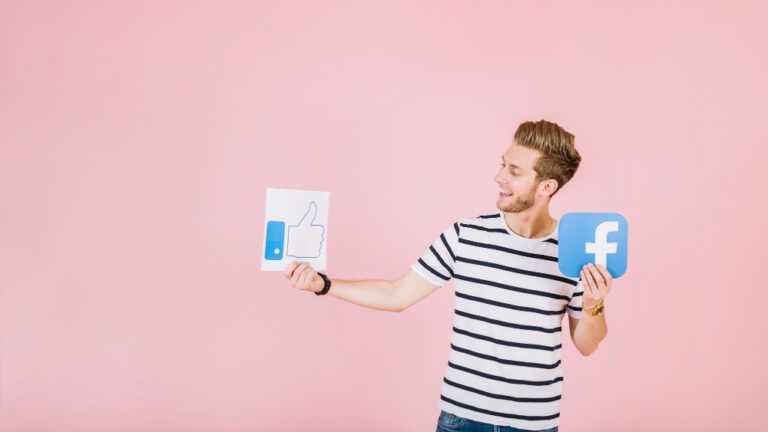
580;263;613;310
284;261;324;293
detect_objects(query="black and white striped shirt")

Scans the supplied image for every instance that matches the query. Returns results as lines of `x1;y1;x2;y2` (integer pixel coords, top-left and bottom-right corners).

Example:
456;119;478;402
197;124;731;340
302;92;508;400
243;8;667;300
411;210;584;430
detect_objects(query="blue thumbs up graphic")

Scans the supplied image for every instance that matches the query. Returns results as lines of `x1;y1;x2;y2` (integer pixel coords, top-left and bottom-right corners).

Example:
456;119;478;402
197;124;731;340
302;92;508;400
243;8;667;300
264;201;326;261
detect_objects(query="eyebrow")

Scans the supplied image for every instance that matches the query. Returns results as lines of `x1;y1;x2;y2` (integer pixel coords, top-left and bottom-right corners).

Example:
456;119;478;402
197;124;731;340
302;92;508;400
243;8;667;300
501;156;522;170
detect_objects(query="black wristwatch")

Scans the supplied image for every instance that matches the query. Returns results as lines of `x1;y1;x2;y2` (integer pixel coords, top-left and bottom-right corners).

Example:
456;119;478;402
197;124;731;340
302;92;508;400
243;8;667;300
314;272;332;296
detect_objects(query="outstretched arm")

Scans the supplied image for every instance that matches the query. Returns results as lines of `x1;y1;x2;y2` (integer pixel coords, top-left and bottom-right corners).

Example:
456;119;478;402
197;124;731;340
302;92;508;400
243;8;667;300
284;262;440;313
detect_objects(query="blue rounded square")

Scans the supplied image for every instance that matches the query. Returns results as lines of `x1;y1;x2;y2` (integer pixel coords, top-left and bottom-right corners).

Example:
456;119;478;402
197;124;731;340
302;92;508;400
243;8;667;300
558;212;628;278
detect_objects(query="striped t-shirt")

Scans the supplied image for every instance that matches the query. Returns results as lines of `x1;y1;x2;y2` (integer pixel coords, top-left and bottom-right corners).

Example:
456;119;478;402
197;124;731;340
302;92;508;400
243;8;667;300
411;210;584;431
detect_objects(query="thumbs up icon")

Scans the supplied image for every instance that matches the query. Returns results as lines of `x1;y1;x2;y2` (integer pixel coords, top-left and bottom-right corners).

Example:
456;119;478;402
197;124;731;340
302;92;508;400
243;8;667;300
286;201;326;258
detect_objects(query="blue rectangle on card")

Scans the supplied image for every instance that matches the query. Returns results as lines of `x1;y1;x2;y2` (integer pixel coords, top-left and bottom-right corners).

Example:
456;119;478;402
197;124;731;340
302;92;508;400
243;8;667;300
265;221;285;260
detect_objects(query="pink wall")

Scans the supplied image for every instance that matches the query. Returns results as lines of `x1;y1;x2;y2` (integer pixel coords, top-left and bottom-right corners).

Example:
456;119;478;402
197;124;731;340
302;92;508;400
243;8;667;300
1;1;766;431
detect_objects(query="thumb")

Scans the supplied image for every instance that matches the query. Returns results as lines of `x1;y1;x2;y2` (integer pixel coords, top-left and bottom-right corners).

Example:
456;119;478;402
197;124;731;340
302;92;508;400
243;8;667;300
296;201;318;226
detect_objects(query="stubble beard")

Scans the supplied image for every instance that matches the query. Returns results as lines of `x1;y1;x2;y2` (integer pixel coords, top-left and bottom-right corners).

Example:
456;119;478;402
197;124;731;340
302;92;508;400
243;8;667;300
497;185;537;213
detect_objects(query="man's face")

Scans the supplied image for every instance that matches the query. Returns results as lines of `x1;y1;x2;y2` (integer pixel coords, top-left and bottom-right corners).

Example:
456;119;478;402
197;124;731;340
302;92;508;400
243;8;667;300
494;143;543;213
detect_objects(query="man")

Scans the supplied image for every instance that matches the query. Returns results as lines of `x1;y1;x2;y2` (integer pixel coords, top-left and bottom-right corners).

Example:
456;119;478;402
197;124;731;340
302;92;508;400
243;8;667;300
284;120;613;432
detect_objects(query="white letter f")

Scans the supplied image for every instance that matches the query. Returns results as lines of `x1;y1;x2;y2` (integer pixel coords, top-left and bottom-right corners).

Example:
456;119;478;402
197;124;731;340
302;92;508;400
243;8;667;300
585;221;619;267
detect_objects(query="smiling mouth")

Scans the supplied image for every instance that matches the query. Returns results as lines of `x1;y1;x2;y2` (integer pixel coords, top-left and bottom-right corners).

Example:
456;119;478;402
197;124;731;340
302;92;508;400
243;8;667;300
498;191;512;198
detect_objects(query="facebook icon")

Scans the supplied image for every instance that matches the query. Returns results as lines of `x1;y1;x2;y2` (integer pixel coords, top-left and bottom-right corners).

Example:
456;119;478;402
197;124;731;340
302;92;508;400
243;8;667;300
558;212;628;278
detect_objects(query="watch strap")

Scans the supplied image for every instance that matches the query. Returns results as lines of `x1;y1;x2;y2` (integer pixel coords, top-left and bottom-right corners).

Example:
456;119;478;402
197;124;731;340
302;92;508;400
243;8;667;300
314;272;331;295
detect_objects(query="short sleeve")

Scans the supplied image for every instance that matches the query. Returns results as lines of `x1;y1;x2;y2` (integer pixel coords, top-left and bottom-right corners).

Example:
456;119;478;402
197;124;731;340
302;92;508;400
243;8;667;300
567;279;584;319
410;221;461;287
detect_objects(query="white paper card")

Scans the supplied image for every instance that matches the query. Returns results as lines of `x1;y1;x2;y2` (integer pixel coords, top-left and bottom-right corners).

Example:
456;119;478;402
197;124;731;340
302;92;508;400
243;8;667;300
261;187;329;272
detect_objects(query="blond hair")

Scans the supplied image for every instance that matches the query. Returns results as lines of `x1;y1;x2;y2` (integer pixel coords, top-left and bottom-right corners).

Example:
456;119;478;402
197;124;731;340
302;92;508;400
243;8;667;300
514;120;581;196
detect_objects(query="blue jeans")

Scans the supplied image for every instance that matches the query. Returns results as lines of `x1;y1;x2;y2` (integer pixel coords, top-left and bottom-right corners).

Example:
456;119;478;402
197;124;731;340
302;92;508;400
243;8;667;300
436;409;558;432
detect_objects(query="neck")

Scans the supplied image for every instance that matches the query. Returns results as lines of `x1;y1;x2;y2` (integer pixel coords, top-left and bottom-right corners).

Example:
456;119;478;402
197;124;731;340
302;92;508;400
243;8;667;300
501;203;556;239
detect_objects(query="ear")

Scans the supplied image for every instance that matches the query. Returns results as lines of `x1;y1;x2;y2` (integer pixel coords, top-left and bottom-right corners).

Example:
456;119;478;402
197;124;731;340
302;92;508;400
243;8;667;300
538;178;559;197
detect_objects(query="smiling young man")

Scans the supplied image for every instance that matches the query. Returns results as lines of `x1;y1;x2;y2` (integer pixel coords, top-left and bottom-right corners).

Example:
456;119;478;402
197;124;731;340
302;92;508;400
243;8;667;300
284;120;613;432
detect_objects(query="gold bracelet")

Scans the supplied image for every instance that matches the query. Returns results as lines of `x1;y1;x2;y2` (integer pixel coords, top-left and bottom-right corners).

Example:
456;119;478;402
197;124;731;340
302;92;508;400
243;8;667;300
585;299;604;316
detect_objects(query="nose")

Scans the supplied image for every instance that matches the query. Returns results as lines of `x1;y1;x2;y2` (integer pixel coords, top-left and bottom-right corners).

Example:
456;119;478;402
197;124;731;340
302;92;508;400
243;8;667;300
495;171;506;184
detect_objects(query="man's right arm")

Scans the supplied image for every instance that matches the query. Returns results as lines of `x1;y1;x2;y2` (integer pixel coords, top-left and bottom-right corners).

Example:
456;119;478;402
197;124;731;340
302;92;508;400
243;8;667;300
284;261;439;313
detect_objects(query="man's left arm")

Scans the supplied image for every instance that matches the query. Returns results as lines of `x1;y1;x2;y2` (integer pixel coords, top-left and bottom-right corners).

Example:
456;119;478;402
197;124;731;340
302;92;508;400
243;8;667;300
568;263;612;356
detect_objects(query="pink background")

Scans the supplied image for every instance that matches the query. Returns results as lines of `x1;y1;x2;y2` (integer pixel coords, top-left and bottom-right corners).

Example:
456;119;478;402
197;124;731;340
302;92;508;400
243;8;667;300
1;1;766;431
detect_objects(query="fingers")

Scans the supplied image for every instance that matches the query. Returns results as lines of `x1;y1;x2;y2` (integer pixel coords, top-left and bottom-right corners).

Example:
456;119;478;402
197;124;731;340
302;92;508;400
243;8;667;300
297;266;312;288
582;264;599;297
300;270;316;290
286;261;316;290
582;263;608;302
290;262;309;286
591;264;608;298
588;264;605;291
580;268;596;298
290;262;308;286
284;261;300;278
594;264;613;295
